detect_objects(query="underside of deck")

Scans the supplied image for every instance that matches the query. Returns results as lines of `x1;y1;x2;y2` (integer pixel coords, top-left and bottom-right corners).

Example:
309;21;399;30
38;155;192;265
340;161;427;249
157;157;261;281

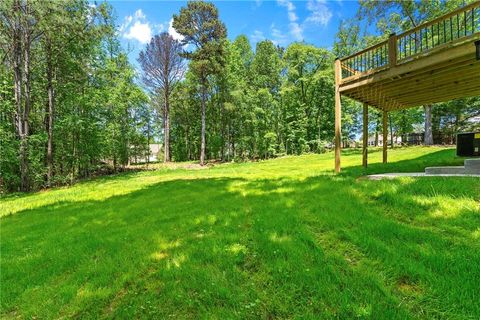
333;1;480;173
339;37;480;111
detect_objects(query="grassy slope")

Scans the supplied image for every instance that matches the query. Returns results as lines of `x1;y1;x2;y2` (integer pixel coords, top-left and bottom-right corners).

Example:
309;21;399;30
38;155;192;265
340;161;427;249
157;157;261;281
1;147;479;319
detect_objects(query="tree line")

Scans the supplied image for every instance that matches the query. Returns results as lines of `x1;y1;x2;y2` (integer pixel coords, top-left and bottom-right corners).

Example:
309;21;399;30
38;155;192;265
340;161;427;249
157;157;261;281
140;1;336;165
1;0;151;192
141;0;479;165
1;0;479;193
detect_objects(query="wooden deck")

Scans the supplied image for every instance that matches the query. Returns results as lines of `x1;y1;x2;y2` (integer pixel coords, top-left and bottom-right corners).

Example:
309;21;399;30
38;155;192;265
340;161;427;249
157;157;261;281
334;1;480;172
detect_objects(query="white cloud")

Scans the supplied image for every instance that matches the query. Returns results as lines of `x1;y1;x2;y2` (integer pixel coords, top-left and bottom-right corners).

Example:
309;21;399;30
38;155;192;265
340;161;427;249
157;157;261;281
168;19;184;41
277;0;295;15
250;30;265;44
120;9;152;44
305;0;332;26
253;0;332;46
288;11;298;22
289;23;303;41
134;9;146;20
124;21;152;44
277;0;303;41
270;24;288;46
154;23;165;33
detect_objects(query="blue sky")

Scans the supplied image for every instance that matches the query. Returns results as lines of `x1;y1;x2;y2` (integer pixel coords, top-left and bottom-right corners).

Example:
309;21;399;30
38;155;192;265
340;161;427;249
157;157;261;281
106;0;359;65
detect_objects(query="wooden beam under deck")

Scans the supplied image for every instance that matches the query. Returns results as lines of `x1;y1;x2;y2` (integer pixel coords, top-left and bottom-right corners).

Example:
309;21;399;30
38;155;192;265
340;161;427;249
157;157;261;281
382;110;388;164
347;68;480;111
345;60;480;101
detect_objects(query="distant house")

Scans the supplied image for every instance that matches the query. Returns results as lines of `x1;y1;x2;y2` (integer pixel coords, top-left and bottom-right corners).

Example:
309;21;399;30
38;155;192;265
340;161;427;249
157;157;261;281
148;144;161;162
401;133;424;145
360;134;402;147
130;144;162;164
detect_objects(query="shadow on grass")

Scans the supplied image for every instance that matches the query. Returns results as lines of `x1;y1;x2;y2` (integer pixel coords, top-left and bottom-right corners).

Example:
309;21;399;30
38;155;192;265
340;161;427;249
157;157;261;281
1;171;479;319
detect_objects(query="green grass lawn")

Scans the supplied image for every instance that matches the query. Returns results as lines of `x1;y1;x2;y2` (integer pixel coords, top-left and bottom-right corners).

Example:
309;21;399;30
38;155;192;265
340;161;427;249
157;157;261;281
1;146;479;319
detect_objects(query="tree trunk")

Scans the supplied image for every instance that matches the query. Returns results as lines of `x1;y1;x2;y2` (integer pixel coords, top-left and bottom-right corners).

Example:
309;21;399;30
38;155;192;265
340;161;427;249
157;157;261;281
71;132;76;184
164;91;170;162
46;40;54;186
186;126;191;160
16;0;32;192
424;105;433;145
200;83;206;166
146;120;151;165
389;113;394;148
124;107;130;169
12;0;24;191
112;129;117;172
220;102;225;161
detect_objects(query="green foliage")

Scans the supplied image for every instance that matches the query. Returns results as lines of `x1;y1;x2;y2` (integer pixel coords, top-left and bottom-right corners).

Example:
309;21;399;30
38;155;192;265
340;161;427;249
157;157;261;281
168;37;337;162
173;1;227;80
172;1;227;164
2;0;477;192
432;97;480;140
0;0;148;192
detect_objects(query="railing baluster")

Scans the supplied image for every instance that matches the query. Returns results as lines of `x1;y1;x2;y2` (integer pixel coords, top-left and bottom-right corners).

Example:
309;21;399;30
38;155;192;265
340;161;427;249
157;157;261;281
431;24;435;48
408;34;411;57
443;18;446;43
381;45;383;66
367;51;369;70
384;43;386;65
450;16;453;41
472;8;475;34
373;48;375;68
423;28;425;52
437;21;440;46
368;51;373;70
338;2;479;79
415;31;417;54
457;14;460;39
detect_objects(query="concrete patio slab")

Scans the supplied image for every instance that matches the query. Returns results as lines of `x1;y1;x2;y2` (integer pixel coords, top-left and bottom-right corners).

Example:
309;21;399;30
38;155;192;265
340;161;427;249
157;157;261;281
367;172;480;180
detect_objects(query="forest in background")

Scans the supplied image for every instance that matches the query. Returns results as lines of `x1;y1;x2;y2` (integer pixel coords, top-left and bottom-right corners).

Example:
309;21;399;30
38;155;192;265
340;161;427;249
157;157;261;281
1;0;479;193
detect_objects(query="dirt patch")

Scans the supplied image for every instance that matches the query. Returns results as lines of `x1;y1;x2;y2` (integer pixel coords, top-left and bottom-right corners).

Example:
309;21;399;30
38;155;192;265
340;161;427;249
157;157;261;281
102;288;128;316
127;160;232;171
396;276;423;295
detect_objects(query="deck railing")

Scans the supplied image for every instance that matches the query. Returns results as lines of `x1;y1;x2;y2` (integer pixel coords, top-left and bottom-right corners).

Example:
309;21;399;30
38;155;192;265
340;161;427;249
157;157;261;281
340;1;480;80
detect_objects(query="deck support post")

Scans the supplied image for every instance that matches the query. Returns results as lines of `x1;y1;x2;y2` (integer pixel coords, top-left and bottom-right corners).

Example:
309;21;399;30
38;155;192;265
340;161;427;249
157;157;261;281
334;59;342;173
382;109;388;163
362;103;368;168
